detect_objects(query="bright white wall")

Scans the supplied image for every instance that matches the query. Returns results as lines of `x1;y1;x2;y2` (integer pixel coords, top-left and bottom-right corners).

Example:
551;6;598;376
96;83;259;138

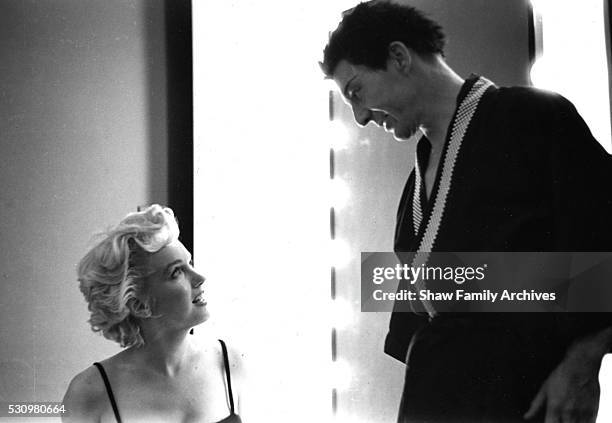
192;0;532;421
0;0;167;404
193;1;357;421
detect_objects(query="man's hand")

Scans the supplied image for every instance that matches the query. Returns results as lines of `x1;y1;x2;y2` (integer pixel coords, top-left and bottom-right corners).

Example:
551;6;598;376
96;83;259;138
524;327;612;423
523;352;600;422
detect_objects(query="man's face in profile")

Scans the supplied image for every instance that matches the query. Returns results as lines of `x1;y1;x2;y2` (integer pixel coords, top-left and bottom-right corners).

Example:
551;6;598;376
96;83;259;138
331;58;422;142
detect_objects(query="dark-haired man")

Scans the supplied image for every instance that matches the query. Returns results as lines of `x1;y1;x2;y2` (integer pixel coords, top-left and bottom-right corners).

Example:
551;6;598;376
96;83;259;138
322;1;612;422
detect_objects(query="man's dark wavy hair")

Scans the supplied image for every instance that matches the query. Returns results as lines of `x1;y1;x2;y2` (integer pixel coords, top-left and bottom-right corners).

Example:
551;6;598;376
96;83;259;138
321;1;446;77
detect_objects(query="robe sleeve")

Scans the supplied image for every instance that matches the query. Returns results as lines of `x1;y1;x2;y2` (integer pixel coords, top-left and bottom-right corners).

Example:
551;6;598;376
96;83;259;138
546;95;612;251
543;93;612;342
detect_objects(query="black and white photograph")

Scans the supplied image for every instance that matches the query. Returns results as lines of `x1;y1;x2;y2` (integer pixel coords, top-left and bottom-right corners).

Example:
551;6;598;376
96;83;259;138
1;0;612;422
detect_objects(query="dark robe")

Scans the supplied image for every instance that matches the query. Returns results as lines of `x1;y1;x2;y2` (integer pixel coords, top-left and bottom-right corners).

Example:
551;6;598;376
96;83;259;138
388;76;612;422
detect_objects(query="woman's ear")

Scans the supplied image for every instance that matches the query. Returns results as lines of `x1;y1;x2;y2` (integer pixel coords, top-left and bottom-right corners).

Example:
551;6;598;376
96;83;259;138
387;41;412;73
128;294;153;318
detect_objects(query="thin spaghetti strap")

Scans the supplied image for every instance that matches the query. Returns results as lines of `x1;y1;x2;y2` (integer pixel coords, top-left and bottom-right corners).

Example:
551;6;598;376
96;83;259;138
93;362;123;423
218;340;235;414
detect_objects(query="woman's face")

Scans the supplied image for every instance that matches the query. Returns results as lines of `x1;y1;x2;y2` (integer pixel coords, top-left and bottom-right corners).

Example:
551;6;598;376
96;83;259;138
142;240;209;330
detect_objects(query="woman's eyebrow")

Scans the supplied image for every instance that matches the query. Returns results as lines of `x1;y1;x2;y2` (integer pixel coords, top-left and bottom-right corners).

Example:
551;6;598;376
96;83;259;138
164;259;184;273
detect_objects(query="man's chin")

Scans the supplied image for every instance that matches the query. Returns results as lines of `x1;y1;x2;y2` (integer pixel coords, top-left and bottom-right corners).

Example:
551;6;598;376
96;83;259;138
392;128;421;143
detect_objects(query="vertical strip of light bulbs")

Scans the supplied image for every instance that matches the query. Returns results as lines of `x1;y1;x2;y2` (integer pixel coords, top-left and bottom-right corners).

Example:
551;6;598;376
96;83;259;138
329;89;338;420
328;83;356;422
328;88;353;422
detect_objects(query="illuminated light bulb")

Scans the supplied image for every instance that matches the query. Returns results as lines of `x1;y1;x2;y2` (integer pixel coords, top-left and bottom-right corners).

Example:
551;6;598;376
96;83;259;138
328;121;351;151
322;78;339;92
329;178;350;210
330;239;351;268
330;298;354;329
330;358;353;391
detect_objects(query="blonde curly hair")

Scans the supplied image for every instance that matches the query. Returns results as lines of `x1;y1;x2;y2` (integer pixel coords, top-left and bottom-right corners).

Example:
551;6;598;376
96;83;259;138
77;205;180;347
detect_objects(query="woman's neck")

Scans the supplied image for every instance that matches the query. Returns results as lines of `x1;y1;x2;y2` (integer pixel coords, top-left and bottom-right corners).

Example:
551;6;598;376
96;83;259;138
134;326;195;377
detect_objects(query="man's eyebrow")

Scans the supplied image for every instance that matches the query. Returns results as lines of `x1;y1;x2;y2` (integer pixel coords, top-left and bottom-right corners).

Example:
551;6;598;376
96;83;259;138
343;75;357;99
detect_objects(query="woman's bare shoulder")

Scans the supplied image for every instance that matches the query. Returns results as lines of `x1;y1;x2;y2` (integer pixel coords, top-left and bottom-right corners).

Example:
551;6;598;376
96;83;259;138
62;365;107;422
61;349;134;422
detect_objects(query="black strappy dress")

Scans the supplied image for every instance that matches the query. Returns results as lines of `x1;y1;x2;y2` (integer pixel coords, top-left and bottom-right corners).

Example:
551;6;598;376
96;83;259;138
93;339;242;423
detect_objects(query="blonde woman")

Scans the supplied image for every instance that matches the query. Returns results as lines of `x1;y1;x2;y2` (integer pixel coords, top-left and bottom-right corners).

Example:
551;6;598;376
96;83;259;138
63;205;242;422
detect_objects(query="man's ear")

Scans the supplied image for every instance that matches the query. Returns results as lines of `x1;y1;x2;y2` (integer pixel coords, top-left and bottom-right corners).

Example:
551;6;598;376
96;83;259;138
387;41;412;73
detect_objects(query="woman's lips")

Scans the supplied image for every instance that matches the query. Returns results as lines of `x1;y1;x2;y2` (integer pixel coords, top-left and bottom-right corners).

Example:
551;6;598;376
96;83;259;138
192;292;207;305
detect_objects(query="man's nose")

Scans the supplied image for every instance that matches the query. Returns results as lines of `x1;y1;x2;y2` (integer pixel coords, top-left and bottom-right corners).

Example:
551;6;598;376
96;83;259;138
352;105;372;127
